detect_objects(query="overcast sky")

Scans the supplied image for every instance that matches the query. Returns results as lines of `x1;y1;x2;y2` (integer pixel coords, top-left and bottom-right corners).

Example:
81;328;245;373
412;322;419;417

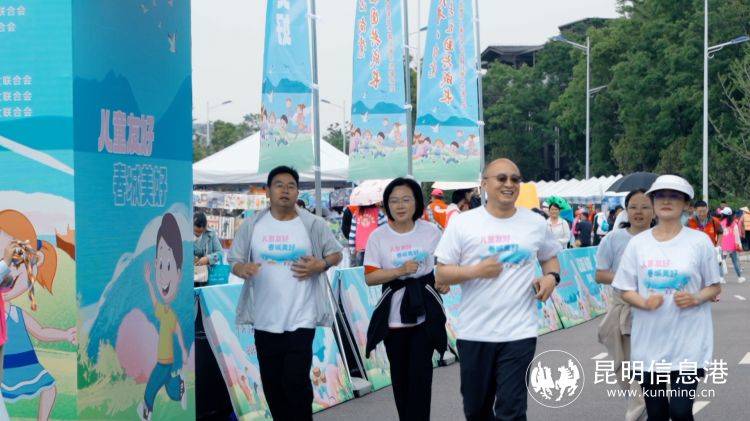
191;0;620;131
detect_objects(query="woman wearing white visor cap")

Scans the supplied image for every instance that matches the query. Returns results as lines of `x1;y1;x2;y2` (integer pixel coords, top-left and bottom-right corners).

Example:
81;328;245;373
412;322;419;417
612;175;721;421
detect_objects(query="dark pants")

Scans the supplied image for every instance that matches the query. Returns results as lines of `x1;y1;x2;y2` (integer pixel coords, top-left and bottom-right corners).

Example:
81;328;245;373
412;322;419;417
458;337;537;421
383;325;434;421
743;230;750;251
255;328;315;421
640;370;704;421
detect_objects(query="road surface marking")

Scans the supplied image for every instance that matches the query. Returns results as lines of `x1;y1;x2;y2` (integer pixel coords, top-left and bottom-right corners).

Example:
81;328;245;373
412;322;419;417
739;352;750;365
592;352;608;360
693;401;709;414
734;295;746;301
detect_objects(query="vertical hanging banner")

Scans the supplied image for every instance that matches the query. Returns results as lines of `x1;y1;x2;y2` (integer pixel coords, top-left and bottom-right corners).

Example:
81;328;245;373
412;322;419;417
414;0;481;181
0;2;78;419
259;0;314;173
74;0;195;419
349;0;409;180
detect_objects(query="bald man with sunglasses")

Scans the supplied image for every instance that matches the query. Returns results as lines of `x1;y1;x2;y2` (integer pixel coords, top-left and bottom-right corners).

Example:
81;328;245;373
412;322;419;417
435;159;562;420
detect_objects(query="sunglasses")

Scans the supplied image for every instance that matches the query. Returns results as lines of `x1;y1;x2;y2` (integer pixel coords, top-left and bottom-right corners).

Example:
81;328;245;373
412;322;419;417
484;173;523;185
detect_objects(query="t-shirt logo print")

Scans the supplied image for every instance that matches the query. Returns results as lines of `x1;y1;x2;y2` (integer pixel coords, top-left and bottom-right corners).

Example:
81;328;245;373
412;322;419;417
480;235;532;265
259;234;306;266
527;350;585;408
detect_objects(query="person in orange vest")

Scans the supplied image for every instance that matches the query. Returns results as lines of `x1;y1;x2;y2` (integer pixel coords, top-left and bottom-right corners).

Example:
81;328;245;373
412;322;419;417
686;200;723;246
424;189;448;229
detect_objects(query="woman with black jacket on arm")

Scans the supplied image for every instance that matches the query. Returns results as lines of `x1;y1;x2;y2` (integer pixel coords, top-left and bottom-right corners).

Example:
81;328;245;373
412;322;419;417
363;177;448;421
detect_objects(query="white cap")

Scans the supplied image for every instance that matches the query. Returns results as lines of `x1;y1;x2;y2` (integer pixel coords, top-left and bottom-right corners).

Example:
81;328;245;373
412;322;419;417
645;175;694;199
721;207;733;215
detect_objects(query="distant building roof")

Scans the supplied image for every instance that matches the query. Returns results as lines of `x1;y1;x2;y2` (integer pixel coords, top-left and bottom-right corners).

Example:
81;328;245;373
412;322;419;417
481;45;545;69
558;17;613;33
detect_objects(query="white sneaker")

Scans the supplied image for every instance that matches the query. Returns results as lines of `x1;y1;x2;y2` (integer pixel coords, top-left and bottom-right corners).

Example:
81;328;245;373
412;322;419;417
180;373;187;410
739;277;746;283
137;401;152;421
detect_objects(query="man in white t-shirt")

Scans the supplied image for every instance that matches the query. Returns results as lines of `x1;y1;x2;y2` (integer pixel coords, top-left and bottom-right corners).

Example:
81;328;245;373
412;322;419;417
435;158;562;420
228;166;342;421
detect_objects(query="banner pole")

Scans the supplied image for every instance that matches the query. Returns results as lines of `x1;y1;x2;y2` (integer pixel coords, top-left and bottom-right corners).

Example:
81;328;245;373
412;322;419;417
403;0;414;176
310;0;323;216
473;0;486;203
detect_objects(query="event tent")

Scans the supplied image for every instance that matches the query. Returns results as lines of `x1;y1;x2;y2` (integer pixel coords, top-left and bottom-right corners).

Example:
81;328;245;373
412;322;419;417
193;132;349;185
532;175;622;205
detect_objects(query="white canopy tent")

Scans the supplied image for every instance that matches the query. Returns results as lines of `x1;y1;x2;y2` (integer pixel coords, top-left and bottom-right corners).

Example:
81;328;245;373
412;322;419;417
532;175;622;205
193;132;349;185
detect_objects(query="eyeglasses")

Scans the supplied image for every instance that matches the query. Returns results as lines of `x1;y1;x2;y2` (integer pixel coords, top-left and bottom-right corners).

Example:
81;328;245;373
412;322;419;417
388;197;415;206
273;182;298;191
484;173;523;185
653;191;685;201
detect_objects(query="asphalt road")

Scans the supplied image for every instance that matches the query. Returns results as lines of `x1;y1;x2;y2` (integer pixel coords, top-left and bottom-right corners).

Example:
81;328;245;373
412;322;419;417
316;262;750;420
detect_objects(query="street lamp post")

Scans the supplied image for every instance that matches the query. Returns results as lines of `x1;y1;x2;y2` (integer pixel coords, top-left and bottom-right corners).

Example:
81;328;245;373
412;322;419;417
702;0;749;202
321;99;348;154
206;99;233;146
552;34;594;179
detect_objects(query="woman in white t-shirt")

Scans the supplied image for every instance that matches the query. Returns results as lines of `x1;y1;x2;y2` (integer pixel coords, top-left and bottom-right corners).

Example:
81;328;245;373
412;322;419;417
547;203;571;248
363;177;446;421
612;175;721;421
595;188;654;421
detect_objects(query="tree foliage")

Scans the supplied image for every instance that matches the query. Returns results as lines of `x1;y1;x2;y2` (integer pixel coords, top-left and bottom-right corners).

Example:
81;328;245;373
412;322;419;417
481;0;750;203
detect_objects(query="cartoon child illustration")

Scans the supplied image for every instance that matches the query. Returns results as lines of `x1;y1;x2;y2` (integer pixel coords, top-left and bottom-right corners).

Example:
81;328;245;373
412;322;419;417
0;209;77;421
466;134;478;156
373;132;387;158
277;115;290;146
420;137;432;162
139;213;188;421
362;130;374;157
349;128;362;157
390;122;404;146
311;366;330;403
412;134;427;160
293;104;307;134
432;139;445;163
445;141;461;164
266;112;278;146
285;97;293;116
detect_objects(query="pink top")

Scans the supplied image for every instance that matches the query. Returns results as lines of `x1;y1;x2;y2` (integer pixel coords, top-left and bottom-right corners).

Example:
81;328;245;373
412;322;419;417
720;220;740;252
354;207;382;252
0;260;8;346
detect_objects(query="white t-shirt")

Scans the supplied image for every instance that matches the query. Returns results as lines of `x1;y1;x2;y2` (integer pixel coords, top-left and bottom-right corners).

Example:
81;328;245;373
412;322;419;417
548;218;571;248
364;220;442;327
596;228;634;273
612;228;721;370
250;213;316;333
434;206;562;342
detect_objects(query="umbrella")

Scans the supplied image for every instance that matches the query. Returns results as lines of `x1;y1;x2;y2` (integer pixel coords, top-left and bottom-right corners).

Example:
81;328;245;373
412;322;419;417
606;172;658;193
546;196;574;224
349;179;392;206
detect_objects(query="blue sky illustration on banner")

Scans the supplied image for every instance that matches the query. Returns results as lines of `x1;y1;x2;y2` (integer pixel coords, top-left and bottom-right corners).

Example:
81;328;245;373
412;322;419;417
260;0;314;173
349;0;409;180
414;0;480;181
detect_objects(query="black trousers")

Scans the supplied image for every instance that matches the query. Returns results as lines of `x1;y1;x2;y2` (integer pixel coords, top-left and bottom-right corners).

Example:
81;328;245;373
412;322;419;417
640;370;704;421
383;325;434;421
255;328;315;421
457;337;537;421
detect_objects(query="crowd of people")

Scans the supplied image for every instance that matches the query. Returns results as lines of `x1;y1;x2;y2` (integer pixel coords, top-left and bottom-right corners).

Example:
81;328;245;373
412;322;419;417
193;162;749;421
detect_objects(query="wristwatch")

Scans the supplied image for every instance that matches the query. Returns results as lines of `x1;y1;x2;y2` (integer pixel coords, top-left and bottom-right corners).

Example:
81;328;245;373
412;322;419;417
545;271;561;285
